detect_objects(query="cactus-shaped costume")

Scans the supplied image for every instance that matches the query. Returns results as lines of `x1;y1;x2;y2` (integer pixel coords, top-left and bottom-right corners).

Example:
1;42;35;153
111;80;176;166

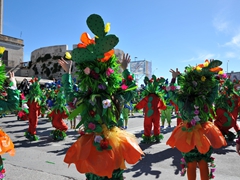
166;60;227;179
62;14;143;180
49;87;69;140
24;77;43;141
214;76;240;141
135;75;167;143
0;46;19;180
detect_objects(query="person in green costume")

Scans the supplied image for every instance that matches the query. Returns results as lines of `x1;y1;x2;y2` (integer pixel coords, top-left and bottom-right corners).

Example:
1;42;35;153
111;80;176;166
58;14;143;180
0;46;20;180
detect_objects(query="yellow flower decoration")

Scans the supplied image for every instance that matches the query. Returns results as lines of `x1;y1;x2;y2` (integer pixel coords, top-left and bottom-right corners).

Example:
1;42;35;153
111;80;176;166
196;66;202;71
218;70;224;75
65;52;72;60
201;76;206;81
203;61;209;67
104;23;110;33
0;46;5;55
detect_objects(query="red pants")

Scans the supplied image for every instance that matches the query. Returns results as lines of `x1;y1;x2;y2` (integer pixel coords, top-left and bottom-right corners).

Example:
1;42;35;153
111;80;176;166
144;113;160;137
27;101;40;135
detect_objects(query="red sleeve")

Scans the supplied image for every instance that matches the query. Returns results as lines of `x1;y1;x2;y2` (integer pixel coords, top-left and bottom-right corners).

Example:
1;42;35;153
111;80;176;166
135;96;148;110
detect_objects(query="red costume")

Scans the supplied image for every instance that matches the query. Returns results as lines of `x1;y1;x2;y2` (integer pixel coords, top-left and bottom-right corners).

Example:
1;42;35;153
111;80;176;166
135;93;166;142
49;110;68;131
27;101;41;135
214;95;240;139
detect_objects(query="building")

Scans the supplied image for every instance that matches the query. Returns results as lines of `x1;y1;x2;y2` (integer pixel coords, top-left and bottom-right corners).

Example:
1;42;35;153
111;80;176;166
0;0;24;75
22;45;125;81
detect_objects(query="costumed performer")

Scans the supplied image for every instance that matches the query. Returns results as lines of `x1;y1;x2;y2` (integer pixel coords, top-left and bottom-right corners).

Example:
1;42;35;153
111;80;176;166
58;14;143;180
49;87;69;140
24;77;43;141
161;79;174;128
135;75;167;143
214;74;240;141
0;46;20;179
166;60;227;180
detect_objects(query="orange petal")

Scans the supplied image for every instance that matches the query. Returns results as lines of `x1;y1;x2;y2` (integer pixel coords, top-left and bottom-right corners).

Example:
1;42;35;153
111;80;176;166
210;67;223;72
80;32;95;45
100;49;114;62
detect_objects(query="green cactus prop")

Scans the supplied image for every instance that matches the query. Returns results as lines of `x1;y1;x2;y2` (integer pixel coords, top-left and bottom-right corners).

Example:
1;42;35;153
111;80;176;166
95;35;119;55
87;14;105;38
71;14;119;64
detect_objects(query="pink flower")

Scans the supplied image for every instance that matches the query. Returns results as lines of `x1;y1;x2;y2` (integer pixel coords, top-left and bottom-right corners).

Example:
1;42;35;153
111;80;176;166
170;86;176;91
180;158;186;163
106;67;114;77
84;67;91;75
121;84;128;90
88;122;96;130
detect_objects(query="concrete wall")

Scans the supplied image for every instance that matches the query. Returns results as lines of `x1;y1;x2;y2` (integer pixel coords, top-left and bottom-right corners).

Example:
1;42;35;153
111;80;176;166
26;45;124;81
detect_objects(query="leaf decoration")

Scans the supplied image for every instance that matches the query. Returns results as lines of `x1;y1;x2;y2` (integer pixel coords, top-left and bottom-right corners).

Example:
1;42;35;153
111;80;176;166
87;14;105;38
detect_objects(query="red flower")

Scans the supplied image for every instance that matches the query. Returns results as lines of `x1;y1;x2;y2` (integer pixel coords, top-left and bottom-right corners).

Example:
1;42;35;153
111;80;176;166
149;79;153;83
1;168;5;173
89;110;96;117
78;130;85;136
127;75;133;81
90;70;100;80
186;122;193;128
100;139;109;149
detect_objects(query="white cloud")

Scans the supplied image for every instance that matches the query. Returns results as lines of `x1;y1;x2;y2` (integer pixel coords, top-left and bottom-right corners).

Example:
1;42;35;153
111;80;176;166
181;53;216;63
225;33;240;48
225;51;236;58
213;17;229;32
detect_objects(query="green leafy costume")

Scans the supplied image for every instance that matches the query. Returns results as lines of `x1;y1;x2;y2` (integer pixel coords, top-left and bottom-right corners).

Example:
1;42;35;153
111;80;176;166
63;14;143;180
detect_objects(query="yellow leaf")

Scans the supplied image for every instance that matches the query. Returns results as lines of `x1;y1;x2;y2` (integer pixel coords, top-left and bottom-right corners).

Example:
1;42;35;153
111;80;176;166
65;52;72;60
0;46;5;55
104;23;111;33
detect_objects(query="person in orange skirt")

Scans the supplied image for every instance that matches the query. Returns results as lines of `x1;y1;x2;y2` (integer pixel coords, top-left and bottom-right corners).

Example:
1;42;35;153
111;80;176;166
0;46;20;179
58;14;143;180
166;60;227;180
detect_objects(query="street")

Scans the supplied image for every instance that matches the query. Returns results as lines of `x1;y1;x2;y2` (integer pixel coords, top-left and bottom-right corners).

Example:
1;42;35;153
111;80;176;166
1;113;240;180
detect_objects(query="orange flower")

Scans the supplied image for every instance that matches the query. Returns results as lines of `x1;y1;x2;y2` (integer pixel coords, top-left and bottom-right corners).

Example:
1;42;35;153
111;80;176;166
99;49;114;62
77;32;95;48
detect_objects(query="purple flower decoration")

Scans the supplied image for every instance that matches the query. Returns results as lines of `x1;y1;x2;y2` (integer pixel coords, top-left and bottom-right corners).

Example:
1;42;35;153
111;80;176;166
211;168;216;173
194;110;199;115
98;84;106;90
191;119;196;126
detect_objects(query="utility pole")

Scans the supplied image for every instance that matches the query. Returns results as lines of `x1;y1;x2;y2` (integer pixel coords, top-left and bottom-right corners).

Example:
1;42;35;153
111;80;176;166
0;0;3;34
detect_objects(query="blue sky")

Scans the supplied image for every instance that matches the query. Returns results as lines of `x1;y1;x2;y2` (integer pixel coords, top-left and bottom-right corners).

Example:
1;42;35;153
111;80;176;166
3;0;240;83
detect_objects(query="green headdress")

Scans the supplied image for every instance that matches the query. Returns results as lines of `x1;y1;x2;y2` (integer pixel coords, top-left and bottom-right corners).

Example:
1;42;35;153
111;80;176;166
142;75;165;98
168;59;223;128
68;14;137;133
27;77;43;104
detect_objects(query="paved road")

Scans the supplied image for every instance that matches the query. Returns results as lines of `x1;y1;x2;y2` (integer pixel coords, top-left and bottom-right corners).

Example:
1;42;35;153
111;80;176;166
1;113;240;180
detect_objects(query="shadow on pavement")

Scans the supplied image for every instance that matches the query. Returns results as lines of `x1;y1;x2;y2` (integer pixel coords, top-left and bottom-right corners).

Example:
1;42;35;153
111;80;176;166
124;147;182;178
